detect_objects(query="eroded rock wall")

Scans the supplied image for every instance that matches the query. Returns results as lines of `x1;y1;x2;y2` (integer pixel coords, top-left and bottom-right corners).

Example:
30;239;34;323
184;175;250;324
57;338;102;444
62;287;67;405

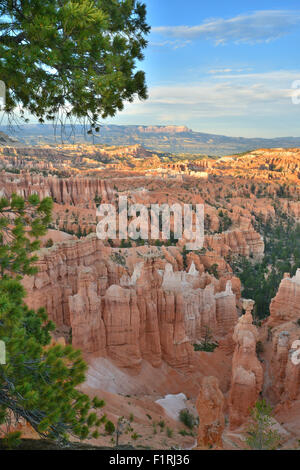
229;311;263;429
23;235;239;372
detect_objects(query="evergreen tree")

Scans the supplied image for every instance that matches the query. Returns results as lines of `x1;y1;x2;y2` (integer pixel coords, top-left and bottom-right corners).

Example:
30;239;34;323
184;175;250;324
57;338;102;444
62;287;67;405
246;400;281;450
0;0;150;131
0;194;52;277
232;213;300;319
0;195;106;447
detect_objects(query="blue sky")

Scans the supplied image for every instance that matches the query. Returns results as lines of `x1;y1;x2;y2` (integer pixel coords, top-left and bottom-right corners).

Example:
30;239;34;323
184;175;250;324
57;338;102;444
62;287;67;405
109;0;300;138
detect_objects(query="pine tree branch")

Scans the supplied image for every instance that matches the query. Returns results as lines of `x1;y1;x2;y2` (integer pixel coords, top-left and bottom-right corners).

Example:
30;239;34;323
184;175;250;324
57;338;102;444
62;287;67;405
0;32;26;45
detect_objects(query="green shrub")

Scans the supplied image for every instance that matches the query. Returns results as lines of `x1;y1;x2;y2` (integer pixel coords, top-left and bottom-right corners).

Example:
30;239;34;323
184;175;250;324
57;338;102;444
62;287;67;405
158;420;165;430
179;429;194;436
179;409;195;429
194;342;218;352
105;420;115;435
45;238;54;248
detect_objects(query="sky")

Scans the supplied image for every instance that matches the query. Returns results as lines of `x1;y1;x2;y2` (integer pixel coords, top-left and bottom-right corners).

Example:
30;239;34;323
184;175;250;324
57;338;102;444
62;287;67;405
109;0;300;138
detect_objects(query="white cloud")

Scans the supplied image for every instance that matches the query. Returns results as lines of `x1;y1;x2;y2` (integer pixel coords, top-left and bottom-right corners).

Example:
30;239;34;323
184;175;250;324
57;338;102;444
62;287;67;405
150;39;191;49
208;67;252;74
112;70;300;122
209;68;233;74
152;10;300;45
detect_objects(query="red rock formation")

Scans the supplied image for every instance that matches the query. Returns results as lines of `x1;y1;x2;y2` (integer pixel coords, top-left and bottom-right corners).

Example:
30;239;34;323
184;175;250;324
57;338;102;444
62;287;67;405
268;327;300;402
103;285;142;368
269;270;300;326
69;267;106;355
215;281;239;337
229;306;263;429
23;236;240;372
0;171;114;206
266;270;300;403
205;229;264;261
196;376;225;449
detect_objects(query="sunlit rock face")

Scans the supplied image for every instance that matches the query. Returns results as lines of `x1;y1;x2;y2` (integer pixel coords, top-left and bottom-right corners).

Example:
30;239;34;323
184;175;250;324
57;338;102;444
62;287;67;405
269;269;300;326
229;311;263;429
23;236;240;372
266;270;300;403
196;376;225;449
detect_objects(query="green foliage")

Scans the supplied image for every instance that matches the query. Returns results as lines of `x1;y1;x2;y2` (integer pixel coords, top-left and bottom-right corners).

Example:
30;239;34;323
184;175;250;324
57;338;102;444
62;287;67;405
166;427;173;438
179;429;194;437
158;419;165;430
0;195;105;446
207;263;219;279
45;238;54;248
178;409;195;429
105;420;115;435
0;0;150;130
218;210;232;233
2;431;22;449
194;342;218;352
194;325;218;353
182;245;188;270
120;239;132;248
276;184;290;198
94;194;102;205
231;213;300;319
0;276;106;445
110;252;126;266
0;194;53;277
246;400;281;450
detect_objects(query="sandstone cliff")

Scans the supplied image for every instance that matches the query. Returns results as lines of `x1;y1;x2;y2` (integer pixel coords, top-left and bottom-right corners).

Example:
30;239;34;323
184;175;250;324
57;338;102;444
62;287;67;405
23;235;239;372
229;309;263;429
266;270;300;403
0;171;114;206
196;376;225;449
